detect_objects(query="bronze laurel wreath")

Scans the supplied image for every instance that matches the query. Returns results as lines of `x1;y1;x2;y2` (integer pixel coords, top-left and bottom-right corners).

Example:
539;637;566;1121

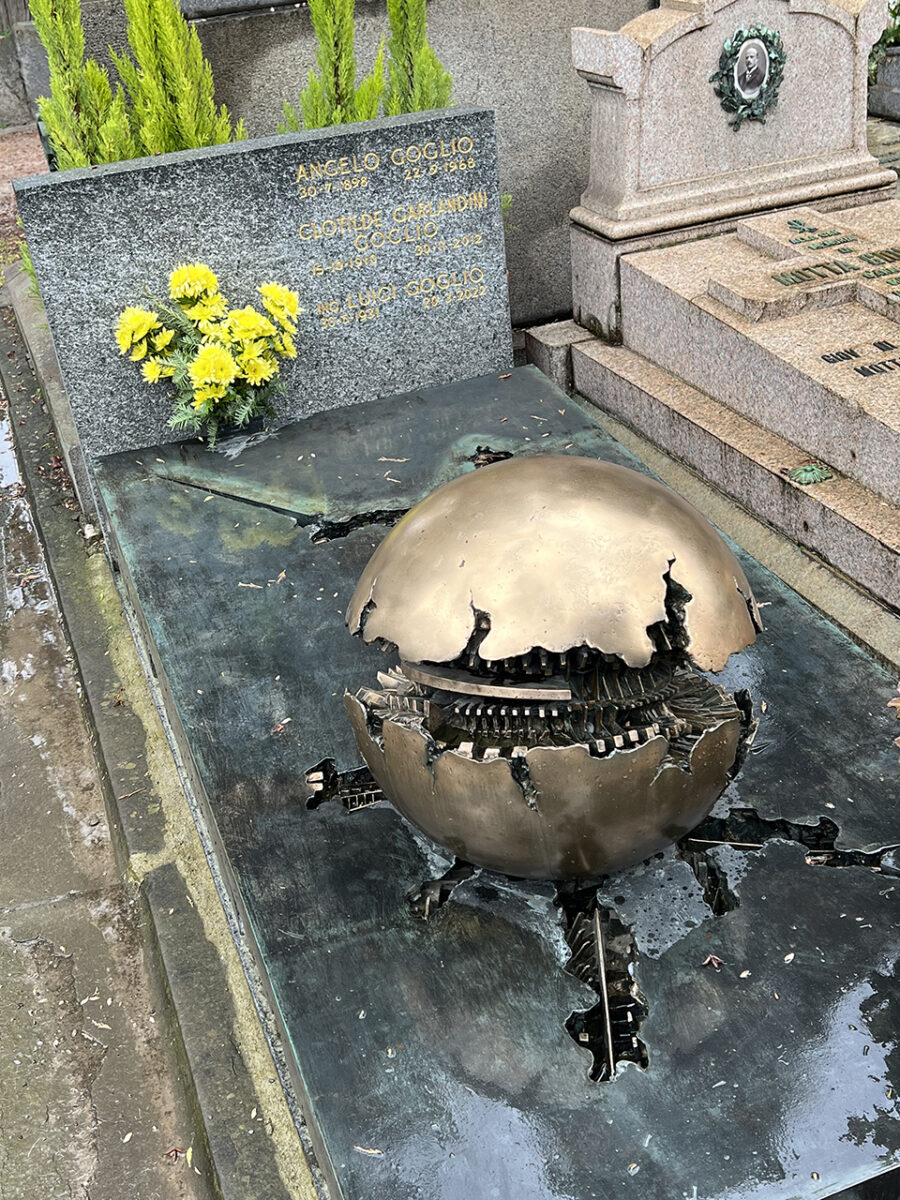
710;26;786;131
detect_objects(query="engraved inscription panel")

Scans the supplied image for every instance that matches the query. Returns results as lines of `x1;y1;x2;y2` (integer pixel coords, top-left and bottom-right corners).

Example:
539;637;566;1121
820;339;900;378
708;208;900;330
291;132;503;341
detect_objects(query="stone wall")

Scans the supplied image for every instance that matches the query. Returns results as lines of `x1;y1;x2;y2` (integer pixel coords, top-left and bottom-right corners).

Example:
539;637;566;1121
870;45;900;119
74;0;652;325
0;0;31;126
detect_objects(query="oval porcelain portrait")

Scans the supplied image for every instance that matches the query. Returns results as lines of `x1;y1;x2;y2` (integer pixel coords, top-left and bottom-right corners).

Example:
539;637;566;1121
734;38;769;100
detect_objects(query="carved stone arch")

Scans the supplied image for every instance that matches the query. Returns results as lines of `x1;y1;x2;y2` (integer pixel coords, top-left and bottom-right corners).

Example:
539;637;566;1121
571;0;892;235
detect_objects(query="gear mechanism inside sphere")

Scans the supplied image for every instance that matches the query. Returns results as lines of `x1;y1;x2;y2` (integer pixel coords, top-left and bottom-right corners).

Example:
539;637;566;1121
344;455;761;880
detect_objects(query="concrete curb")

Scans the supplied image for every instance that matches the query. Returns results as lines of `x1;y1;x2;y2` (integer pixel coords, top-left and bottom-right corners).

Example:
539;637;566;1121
5;262;95;515
0;299;324;1200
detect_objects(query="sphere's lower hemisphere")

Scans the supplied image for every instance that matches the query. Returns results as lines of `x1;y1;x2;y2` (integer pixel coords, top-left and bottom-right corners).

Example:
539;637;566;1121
345;668;746;879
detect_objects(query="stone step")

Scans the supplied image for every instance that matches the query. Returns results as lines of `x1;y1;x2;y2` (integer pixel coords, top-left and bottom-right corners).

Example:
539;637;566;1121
617;213;900;504
572;339;900;611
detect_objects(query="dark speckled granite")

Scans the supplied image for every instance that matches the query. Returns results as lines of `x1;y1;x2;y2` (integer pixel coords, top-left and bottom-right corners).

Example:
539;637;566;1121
14;108;511;461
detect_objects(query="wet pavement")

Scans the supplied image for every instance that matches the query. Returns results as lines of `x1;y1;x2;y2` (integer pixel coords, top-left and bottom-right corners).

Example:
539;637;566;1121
0;393;212;1199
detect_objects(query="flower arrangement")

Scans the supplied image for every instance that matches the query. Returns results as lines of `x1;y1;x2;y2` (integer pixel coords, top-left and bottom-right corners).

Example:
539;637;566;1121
115;262;301;447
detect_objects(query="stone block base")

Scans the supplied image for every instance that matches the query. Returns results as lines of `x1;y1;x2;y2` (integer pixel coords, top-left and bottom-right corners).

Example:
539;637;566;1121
523;318;594;393
6;264;95;516
12;23;48;117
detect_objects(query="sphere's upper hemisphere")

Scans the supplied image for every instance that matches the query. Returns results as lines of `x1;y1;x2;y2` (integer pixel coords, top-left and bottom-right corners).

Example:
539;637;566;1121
346;456;760;673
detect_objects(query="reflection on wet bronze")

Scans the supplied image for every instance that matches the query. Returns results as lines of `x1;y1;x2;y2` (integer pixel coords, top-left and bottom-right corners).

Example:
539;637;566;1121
345;456;761;879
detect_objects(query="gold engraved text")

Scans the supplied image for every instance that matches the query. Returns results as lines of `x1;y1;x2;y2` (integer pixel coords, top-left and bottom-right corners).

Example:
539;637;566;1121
354;221;439;251
296;153;380;181
299;211;384;240
393;192;489;222
389;137;474;165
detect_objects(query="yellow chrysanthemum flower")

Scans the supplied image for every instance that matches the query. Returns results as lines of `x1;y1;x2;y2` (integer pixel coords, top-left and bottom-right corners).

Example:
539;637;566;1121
237;338;266;361
238;352;278;386
152;328;175;352
259;282;300;321
185;294;228;324
198;318;228;339
262;303;299;332
142;359;163;383
169;262;219;301
130;340;149;361
191;383;229;409
275;331;297;359
227;306;277;344
115;306;160;354
189;343;238;391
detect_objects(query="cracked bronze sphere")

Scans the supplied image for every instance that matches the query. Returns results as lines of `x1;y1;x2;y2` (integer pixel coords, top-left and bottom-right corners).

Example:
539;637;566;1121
344;455;761;880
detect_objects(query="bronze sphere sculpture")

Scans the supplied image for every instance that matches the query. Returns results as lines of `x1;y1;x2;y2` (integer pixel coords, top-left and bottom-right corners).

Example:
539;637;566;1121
344;455;761;880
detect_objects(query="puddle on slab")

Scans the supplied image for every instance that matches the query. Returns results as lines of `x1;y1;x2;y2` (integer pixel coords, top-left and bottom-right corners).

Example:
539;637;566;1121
0;403;21;490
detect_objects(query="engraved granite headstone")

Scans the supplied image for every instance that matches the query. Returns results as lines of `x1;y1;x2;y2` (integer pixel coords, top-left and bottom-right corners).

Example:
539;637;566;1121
14;107;512;460
571;195;900;608
563;0;900;612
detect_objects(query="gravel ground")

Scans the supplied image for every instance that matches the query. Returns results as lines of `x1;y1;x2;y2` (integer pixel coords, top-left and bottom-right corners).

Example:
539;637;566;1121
0;126;46;274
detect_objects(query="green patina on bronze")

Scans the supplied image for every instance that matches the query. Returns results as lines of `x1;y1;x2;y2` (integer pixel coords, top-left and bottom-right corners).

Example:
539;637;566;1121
710;25;786;131
788;462;834;485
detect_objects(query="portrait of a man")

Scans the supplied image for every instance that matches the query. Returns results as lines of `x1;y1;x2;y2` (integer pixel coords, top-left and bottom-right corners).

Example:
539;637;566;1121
734;39;769;99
